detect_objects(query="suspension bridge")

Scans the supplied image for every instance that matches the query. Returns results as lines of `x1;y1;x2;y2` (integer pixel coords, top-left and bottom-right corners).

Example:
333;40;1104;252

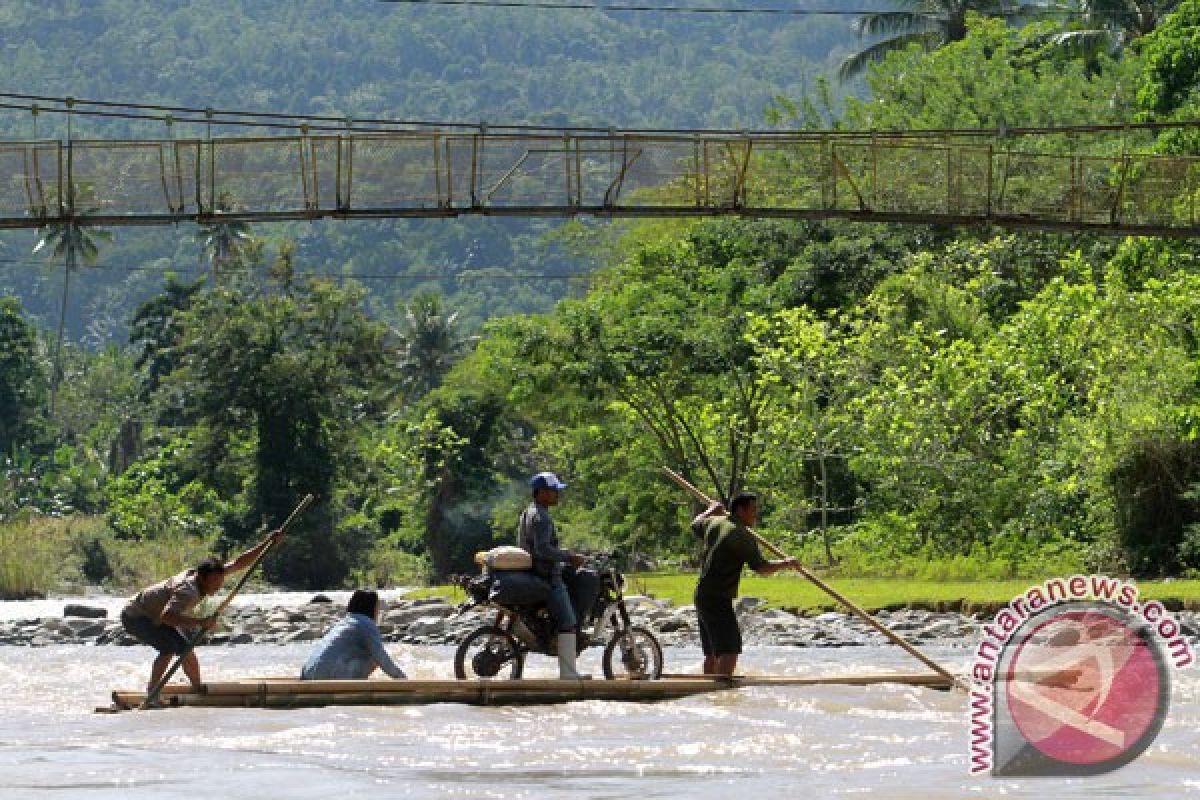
2;127;1199;236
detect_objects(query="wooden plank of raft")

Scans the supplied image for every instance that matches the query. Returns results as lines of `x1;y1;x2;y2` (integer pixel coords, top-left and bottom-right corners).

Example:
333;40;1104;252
114;679;723;708
106;672;957;711
112;688;700;709
660;673;957;688
202;678;722;695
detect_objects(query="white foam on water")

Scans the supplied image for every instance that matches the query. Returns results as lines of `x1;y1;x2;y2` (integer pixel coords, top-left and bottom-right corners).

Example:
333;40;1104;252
0;588;416;621
0;643;1194;798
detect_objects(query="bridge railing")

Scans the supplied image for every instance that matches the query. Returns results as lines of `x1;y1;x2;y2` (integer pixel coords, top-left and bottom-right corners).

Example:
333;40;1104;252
1;131;1197;235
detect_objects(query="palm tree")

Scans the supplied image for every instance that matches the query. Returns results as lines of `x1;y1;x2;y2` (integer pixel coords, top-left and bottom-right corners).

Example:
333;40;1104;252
32;185;112;415
392;291;471;401
193;193;251;286
1045;0;1180;58
838;1;1042;81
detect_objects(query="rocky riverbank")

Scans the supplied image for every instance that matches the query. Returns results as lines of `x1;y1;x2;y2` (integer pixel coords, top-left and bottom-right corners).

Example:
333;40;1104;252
3;594;1199;650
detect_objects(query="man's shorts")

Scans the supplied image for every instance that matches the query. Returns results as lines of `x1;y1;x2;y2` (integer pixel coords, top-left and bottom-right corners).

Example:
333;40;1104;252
694;594;742;656
120;607;190;655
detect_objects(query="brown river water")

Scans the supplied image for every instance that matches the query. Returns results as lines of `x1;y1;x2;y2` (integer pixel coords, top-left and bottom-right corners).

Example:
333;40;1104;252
0;638;1197;799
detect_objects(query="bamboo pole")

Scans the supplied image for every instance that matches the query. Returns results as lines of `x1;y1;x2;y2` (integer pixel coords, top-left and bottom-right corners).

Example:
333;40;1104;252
660;466;959;684
141;493;316;709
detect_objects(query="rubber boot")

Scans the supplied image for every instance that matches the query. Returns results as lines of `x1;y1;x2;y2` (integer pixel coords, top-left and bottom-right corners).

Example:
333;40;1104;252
557;632;591;680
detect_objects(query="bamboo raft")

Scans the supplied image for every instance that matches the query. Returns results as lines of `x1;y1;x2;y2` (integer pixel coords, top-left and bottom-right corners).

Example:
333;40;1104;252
103;672;956;711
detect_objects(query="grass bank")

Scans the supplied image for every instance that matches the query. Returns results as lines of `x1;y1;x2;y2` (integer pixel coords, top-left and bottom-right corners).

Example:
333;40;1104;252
409;572;1200;613
0;515;215;600
0;516;72;600
628;573;1200;613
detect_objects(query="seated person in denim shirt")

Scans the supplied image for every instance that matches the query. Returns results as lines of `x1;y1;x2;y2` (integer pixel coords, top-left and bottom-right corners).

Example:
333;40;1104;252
300;589;407;680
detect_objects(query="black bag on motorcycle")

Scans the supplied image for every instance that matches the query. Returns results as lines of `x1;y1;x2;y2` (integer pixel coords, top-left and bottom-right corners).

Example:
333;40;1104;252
564;566;601;624
488;570;551;605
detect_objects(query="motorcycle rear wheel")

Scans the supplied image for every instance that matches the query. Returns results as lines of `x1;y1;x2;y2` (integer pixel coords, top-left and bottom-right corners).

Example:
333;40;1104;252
454;626;525;680
601;625;663;680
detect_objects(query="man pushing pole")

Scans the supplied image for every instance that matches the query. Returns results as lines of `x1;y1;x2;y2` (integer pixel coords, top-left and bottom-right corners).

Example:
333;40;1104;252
663;467;958;684
691;491;801;676
127;493;315;708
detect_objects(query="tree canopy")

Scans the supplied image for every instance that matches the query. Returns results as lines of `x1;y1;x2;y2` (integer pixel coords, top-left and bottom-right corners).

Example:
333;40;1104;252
6;3;1200;587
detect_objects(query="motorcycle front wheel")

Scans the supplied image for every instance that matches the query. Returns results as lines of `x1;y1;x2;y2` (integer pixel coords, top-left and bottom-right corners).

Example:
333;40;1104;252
454;626;525;680
601;625;663;680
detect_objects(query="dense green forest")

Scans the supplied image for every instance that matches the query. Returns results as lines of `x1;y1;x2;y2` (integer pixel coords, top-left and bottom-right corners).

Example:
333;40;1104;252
5;2;1200;593
0;0;851;342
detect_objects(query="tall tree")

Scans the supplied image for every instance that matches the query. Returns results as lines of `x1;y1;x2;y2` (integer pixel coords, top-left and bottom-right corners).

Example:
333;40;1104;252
0;297;46;456
839;15;1140;131
751;308;862;566
32;185;112;416
170;279;388;587
520;232;778;505
1134;0;1200;119
839;1;1041;81
392;291;471;402
193;194;252;287
1046;0;1180;59
128;273;206;426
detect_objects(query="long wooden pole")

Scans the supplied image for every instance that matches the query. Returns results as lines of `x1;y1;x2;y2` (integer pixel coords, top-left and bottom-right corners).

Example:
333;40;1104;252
141;493;315;708
661;467;958;683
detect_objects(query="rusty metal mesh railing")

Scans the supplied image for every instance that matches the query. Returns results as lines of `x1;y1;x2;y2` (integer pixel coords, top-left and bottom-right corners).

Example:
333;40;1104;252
0;131;1197;235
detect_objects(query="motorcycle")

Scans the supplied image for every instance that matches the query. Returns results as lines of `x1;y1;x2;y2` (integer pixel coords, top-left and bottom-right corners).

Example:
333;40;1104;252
452;554;664;681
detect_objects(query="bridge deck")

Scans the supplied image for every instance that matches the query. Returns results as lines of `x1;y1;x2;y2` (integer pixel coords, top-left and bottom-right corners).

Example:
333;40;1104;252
3;130;1197;236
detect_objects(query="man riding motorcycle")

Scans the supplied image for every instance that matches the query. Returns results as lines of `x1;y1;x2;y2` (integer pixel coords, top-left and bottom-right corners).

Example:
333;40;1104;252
517;471;593;680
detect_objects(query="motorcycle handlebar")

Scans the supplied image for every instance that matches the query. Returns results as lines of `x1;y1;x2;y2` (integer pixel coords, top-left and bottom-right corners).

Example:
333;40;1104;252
578;550;622;563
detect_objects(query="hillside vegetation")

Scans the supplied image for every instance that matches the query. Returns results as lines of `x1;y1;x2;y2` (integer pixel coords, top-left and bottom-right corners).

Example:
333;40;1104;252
6;3;1200;594
0;0;848;341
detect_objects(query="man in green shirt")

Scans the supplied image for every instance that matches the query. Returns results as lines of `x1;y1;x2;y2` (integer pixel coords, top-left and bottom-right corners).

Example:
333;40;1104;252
692;492;799;676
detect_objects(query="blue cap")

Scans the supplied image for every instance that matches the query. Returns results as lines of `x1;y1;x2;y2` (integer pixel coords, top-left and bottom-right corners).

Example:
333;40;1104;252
530;471;568;491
